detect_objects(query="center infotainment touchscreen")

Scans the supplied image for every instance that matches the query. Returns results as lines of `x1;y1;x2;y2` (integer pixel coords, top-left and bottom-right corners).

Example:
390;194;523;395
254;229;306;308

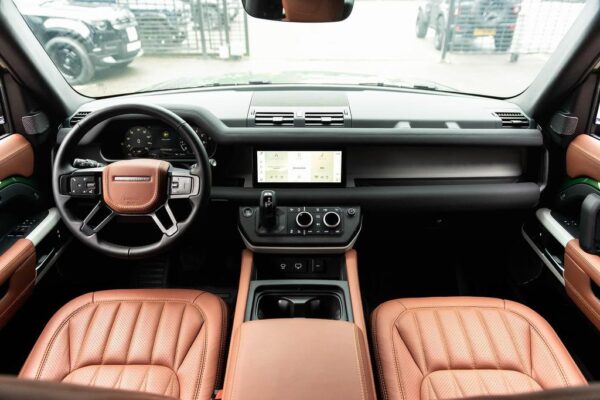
256;150;343;184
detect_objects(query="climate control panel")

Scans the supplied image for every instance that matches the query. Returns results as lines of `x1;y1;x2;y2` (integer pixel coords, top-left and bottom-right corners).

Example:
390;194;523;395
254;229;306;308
238;205;361;251
287;207;350;235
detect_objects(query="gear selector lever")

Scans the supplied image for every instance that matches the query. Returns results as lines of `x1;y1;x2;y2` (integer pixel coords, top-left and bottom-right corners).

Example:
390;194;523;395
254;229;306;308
259;190;277;229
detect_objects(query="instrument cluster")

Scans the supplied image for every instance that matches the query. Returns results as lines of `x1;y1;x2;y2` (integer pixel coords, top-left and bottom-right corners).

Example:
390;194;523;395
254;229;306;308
120;124;216;159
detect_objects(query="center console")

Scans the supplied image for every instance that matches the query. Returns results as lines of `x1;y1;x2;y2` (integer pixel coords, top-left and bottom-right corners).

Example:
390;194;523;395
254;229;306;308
238;190;362;251
226;156;374;398
222;250;375;400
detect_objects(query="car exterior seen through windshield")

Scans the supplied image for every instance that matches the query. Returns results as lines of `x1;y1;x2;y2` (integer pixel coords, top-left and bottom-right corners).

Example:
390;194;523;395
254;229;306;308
14;0;586;97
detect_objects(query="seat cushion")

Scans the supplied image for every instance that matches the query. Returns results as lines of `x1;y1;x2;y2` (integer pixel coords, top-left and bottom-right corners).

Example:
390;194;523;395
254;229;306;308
371;297;586;400
19;289;227;400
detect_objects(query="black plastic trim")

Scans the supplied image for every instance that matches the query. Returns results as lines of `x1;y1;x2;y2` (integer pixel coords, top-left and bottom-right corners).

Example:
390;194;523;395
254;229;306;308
67;108;544;147
213;182;540;211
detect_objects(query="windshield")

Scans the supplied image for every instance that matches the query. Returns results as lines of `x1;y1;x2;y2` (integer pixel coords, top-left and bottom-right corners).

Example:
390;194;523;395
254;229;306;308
13;0;586;97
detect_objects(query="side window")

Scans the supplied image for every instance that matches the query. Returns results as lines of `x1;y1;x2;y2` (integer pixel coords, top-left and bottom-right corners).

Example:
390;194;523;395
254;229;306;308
0;80;8;135
0;100;5;134
596;104;600;136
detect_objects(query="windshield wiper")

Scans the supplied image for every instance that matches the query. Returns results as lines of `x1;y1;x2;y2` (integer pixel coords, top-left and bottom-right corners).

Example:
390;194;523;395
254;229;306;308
190;80;273;89
358;82;441;92
248;80;272;85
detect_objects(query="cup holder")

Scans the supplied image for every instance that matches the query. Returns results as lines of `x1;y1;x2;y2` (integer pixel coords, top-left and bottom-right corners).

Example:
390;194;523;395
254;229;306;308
254;287;346;321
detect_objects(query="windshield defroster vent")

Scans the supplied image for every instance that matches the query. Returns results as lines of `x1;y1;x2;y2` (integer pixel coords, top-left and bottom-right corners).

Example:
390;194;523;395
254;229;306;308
495;111;529;128
254;112;294;126
70;111;91;126
304;112;345;126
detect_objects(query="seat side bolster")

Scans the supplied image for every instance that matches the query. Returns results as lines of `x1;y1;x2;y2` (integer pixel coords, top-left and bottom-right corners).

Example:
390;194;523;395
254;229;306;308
19;293;95;380
503;300;587;387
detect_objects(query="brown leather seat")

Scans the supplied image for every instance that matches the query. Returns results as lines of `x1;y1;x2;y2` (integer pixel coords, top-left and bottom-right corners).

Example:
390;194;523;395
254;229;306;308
371;297;587;400
19;289;227;400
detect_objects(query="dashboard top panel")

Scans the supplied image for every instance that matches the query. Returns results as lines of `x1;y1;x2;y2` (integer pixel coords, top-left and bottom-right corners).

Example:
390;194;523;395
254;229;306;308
68;87;541;148
76;87;527;127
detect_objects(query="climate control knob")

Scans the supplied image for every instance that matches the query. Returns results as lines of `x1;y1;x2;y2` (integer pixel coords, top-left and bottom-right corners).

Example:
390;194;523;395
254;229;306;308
296;211;314;228
323;211;341;228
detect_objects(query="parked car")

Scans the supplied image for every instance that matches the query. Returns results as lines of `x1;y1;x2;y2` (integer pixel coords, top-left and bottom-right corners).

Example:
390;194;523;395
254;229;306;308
416;0;521;51
74;0;191;46
15;0;142;85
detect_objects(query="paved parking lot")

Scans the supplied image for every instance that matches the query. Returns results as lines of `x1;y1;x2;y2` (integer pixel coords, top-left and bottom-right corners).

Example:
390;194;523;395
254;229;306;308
76;0;571;98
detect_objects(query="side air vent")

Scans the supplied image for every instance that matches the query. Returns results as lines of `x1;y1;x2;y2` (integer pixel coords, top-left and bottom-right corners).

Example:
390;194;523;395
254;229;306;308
495;111;529;128
70;111;91;126
304;112;345;126
254;112;294;126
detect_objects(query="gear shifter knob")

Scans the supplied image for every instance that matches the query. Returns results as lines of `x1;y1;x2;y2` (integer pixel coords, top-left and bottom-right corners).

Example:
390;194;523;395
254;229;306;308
259;190;277;228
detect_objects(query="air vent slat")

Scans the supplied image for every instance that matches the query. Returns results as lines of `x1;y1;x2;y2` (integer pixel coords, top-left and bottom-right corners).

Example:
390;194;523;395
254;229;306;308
70;111;91;126
495;111;529;128
304;111;345;126
254;111;294;126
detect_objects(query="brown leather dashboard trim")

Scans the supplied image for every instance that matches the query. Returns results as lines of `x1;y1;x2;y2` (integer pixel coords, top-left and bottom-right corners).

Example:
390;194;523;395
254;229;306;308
0;134;34;181
231;250;253;333
565;240;600;330
345;250;377;398
345;250;367;335
566;134;600;182
0;238;36;328
223;249;253;387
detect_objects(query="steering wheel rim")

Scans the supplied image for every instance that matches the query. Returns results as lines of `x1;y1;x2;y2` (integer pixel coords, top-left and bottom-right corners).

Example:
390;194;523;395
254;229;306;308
53;103;211;259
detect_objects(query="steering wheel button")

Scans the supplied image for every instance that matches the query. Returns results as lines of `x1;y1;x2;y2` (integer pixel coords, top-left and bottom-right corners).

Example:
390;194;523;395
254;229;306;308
171;176;192;195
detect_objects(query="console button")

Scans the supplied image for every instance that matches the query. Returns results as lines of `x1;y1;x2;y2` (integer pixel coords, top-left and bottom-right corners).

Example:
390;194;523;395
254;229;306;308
277;260;292;272
292;259;307;272
296;211;314;228
311;259;325;273
323;211;341;228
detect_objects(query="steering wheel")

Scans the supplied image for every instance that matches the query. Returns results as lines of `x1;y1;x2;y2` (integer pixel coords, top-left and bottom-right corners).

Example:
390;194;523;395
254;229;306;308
53;104;211;259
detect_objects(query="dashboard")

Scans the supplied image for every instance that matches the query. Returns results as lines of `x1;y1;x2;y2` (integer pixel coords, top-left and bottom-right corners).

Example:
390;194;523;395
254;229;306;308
64;87;546;212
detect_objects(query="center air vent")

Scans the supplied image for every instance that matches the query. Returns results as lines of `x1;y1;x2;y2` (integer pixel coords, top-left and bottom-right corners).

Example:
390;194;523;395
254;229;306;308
254;112;294;126
304;112;344;126
495;111;529;128
70;111;91;126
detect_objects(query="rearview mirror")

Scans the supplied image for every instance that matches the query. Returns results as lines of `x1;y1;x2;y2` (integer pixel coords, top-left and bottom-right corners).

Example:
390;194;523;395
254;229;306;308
242;0;353;22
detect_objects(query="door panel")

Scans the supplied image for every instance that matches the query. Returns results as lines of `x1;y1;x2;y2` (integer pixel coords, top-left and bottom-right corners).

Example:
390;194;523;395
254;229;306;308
566;134;600;182
0;133;37;328
564;134;600;329
0;134;33;181
0;239;35;329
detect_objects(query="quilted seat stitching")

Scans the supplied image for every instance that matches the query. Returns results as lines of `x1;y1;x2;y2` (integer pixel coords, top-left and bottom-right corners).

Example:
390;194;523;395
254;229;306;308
385;301;572;399
475;309;501;369
62;364;181;396
34;296;213;398
420;369;541;399
100;303;122;365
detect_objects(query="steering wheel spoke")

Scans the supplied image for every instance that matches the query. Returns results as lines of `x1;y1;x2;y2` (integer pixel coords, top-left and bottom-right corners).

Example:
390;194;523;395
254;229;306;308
151;202;178;237
60;166;104;199
169;166;201;200
80;201;115;236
